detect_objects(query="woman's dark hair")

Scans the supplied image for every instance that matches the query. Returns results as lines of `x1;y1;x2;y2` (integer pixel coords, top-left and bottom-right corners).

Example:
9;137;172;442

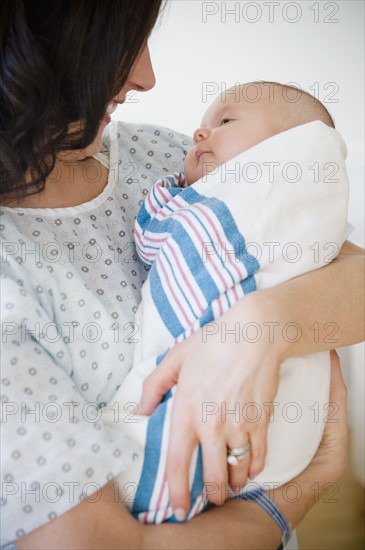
0;0;164;199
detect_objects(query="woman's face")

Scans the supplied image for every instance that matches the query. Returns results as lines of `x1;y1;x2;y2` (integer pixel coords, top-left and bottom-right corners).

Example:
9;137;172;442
58;45;156;163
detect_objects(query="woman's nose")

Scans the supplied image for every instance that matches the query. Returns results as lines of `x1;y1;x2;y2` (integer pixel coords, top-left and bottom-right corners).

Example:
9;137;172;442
115;44;156;100
129;44;156;91
193;127;210;144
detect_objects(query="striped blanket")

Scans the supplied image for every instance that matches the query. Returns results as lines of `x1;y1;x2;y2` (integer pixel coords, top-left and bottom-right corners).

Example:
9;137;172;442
102;121;349;523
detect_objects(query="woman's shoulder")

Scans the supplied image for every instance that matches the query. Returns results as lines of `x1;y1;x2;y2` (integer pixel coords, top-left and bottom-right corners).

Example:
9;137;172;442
106;121;193;160
113;120;192;144
99;121;192;187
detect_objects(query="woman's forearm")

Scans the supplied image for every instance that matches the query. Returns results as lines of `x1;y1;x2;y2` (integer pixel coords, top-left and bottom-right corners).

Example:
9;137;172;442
144;464;337;550
16;480;279;550
143;498;281;550
248;240;364;360
16;476;312;550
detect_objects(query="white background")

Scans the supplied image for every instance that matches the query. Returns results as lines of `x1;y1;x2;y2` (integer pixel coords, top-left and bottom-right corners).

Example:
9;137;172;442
114;0;364;247
112;0;364;481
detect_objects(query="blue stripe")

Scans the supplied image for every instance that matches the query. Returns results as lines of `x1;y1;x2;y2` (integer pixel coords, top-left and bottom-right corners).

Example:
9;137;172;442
209;193;259;277
189;445;206;508
240;273;257;294
150;263;185;337
148;220;219;338
146;189;260;338
160;247;197;320
175;186;260;278
151;184;165;210
225;289;232;309
238;488;292;547
132;398;169;517
180;207;237;287
147;217;220;303
199;304;215;328
164;445;208;524
132;178;266;524
136;202;151;232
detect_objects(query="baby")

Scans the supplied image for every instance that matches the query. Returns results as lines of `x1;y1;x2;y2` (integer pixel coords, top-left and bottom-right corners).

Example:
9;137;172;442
103;81;349;524
184;81;335;185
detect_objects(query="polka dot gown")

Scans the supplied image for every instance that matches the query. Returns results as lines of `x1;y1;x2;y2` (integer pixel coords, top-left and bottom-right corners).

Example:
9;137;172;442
0;121;192;546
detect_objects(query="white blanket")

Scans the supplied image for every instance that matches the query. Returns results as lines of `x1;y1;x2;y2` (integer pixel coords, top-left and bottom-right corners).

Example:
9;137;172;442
103;121;349;523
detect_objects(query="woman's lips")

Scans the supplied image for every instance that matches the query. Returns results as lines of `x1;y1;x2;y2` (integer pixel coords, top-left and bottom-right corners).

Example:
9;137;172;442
103;99;125;123
106;98;126;114
106;102;118;115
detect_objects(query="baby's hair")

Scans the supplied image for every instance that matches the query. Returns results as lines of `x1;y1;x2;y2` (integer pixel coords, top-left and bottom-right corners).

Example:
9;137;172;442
238;80;335;129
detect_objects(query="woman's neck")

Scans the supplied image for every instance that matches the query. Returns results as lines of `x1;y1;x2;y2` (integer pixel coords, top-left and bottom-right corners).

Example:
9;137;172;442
1;156;109;209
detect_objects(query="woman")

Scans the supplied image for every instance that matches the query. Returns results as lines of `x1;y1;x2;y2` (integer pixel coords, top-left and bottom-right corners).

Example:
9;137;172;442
0;1;362;548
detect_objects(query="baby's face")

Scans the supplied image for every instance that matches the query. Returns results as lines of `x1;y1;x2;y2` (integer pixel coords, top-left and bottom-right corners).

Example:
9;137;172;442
184;87;276;185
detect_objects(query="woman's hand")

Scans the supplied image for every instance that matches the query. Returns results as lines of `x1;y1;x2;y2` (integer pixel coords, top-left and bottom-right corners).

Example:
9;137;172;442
307;349;348;478
268;349;348;533
140;291;287;517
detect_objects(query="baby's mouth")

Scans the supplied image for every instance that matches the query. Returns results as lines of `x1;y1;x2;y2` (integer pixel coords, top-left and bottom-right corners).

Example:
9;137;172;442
195;148;209;160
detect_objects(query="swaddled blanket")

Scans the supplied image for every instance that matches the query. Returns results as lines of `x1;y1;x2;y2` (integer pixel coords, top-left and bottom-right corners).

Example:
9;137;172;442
102;121;349;523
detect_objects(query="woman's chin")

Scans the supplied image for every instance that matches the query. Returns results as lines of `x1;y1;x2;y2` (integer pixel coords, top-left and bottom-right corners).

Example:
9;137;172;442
57;120;108;162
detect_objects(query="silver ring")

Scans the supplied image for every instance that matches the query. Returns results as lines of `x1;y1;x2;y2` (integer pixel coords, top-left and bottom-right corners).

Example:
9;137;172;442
227;443;251;466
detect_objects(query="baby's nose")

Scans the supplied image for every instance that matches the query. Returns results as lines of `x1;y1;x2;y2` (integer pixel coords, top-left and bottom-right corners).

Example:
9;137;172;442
193;127;210;144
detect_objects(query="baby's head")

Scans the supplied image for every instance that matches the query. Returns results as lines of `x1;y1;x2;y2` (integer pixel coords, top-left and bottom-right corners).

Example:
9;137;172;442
184;81;334;185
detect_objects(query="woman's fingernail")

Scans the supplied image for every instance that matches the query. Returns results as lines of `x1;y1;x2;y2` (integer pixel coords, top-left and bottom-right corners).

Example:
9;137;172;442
174;508;187;521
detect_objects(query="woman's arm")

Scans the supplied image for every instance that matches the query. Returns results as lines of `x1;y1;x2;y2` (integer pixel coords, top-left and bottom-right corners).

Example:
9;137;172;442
13;459;341;550
256;240;365;359
16;353;348;550
139;241;362;514
15;481;281;550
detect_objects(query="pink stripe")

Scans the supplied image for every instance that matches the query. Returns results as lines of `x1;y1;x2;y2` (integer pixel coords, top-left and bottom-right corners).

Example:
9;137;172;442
147;182;173;216
161;194;229;289
153;398;172;521
146;187;159;215
232;284;239;302
153;196;223;282
216;294;223;317
189;494;203;519
158;255;191;326
154;471;168;515
134;239;152;264
135;227;168;262
194;203;244;282
150;183;246;286
176;210;227;289
162;503;170;522
144;233;169;244
134;229;149;258
171;193;245;284
165;240;205;316
155;182;176;207
134;226;142;243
